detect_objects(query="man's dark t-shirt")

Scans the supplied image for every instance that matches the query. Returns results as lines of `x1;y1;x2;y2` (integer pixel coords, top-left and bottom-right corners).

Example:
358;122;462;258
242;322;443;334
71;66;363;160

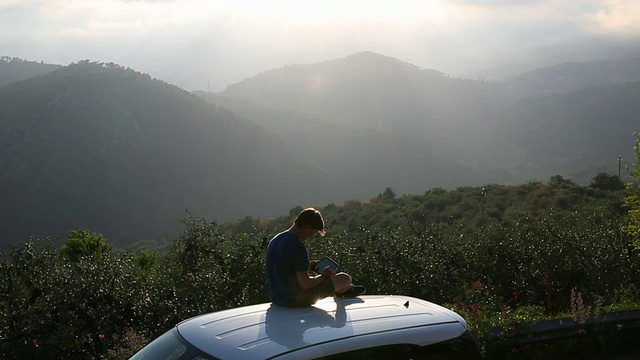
265;231;310;306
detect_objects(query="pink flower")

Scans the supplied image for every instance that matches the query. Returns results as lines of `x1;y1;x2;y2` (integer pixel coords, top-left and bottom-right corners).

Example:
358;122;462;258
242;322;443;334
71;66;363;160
512;347;519;354
471;304;480;318
475;281;482;291
501;308;510;319
513;291;519;300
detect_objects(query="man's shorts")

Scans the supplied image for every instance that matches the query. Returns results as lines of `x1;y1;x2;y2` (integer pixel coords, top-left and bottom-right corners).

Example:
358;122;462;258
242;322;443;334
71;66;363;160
287;278;335;307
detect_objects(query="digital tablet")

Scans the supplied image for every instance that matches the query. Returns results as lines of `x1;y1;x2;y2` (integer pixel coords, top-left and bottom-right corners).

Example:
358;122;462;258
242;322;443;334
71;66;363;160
315;256;340;273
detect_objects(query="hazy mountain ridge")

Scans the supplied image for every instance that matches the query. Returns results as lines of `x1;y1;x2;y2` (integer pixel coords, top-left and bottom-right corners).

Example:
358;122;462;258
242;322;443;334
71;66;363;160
210;51;640;184
504;57;640;97
0;61;337;245
479;80;640;180
0;56;61;88
220;52;510;134
217;52;515;168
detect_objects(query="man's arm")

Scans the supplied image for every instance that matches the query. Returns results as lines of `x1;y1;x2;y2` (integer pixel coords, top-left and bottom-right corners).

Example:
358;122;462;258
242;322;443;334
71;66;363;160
296;266;336;289
296;271;325;289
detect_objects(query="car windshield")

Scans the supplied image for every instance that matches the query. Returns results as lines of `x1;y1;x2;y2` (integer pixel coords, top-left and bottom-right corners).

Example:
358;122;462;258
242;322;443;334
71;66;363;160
129;328;215;360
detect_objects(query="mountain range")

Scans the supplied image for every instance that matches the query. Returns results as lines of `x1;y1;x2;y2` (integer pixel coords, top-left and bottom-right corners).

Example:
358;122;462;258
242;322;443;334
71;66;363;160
0;52;639;246
201;52;639;182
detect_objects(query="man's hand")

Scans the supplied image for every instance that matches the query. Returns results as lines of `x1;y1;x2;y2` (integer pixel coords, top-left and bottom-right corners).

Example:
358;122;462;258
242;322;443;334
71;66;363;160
309;260;319;273
321;266;337;279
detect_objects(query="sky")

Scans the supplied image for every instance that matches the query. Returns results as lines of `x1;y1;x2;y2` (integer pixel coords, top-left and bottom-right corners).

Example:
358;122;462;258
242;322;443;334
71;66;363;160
1;0;640;92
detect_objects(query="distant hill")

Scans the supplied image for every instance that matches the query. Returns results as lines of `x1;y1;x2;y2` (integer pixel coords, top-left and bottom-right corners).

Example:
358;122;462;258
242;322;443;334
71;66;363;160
218;52;513;144
0;56;61;87
503;57;640;97
478;81;640;182
212;52;521;181
210;52;640;184
0;61;337;246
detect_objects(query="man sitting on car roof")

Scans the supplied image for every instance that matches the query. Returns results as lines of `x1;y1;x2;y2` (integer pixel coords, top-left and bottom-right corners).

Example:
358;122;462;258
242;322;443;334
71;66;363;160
265;207;366;307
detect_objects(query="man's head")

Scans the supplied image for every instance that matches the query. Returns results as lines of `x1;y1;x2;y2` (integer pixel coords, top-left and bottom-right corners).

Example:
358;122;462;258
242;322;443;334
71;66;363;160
294;207;326;238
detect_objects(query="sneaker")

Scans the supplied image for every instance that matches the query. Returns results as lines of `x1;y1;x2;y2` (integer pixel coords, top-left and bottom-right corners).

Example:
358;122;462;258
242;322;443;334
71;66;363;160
336;285;366;297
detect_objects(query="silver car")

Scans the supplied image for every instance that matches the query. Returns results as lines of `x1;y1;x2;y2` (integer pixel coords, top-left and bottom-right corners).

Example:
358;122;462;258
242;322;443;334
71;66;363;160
130;295;482;359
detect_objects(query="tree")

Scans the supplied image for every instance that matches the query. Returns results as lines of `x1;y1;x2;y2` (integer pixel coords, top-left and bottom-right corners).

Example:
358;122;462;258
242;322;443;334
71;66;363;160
378;187;396;201
590;172;625;190
548;175;576;188
624;132;640;251
60;230;112;262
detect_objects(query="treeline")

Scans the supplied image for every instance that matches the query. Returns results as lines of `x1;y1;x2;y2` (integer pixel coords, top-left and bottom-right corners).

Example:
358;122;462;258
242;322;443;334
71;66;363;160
216;172;627;243
1;173;639;359
0;56;60;88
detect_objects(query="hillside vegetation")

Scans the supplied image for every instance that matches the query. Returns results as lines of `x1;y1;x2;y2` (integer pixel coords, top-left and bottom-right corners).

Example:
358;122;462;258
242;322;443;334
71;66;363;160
478;81;640;179
0;61;336;245
0;56;60;87
2;171;639;359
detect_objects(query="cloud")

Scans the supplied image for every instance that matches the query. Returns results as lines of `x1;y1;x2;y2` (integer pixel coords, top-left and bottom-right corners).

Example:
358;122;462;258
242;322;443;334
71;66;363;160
584;0;640;35
119;0;176;2
1;0;639;90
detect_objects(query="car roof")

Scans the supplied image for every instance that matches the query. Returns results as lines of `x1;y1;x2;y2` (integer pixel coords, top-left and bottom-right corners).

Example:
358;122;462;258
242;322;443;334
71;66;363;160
177;295;468;360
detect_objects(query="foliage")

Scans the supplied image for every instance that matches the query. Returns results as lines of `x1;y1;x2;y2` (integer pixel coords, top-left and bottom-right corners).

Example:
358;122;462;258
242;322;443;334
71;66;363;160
1;179;639;358
590;172;625;190
60;230;112;262
0;239;144;359
624;131;640;251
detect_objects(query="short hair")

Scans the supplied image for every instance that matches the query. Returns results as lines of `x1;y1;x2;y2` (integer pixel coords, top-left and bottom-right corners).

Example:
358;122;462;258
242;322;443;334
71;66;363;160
294;208;325;236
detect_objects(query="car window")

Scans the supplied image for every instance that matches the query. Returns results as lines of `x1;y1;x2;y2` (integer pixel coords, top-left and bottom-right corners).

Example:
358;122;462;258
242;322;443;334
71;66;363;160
129;328;216;360
314;335;482;360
